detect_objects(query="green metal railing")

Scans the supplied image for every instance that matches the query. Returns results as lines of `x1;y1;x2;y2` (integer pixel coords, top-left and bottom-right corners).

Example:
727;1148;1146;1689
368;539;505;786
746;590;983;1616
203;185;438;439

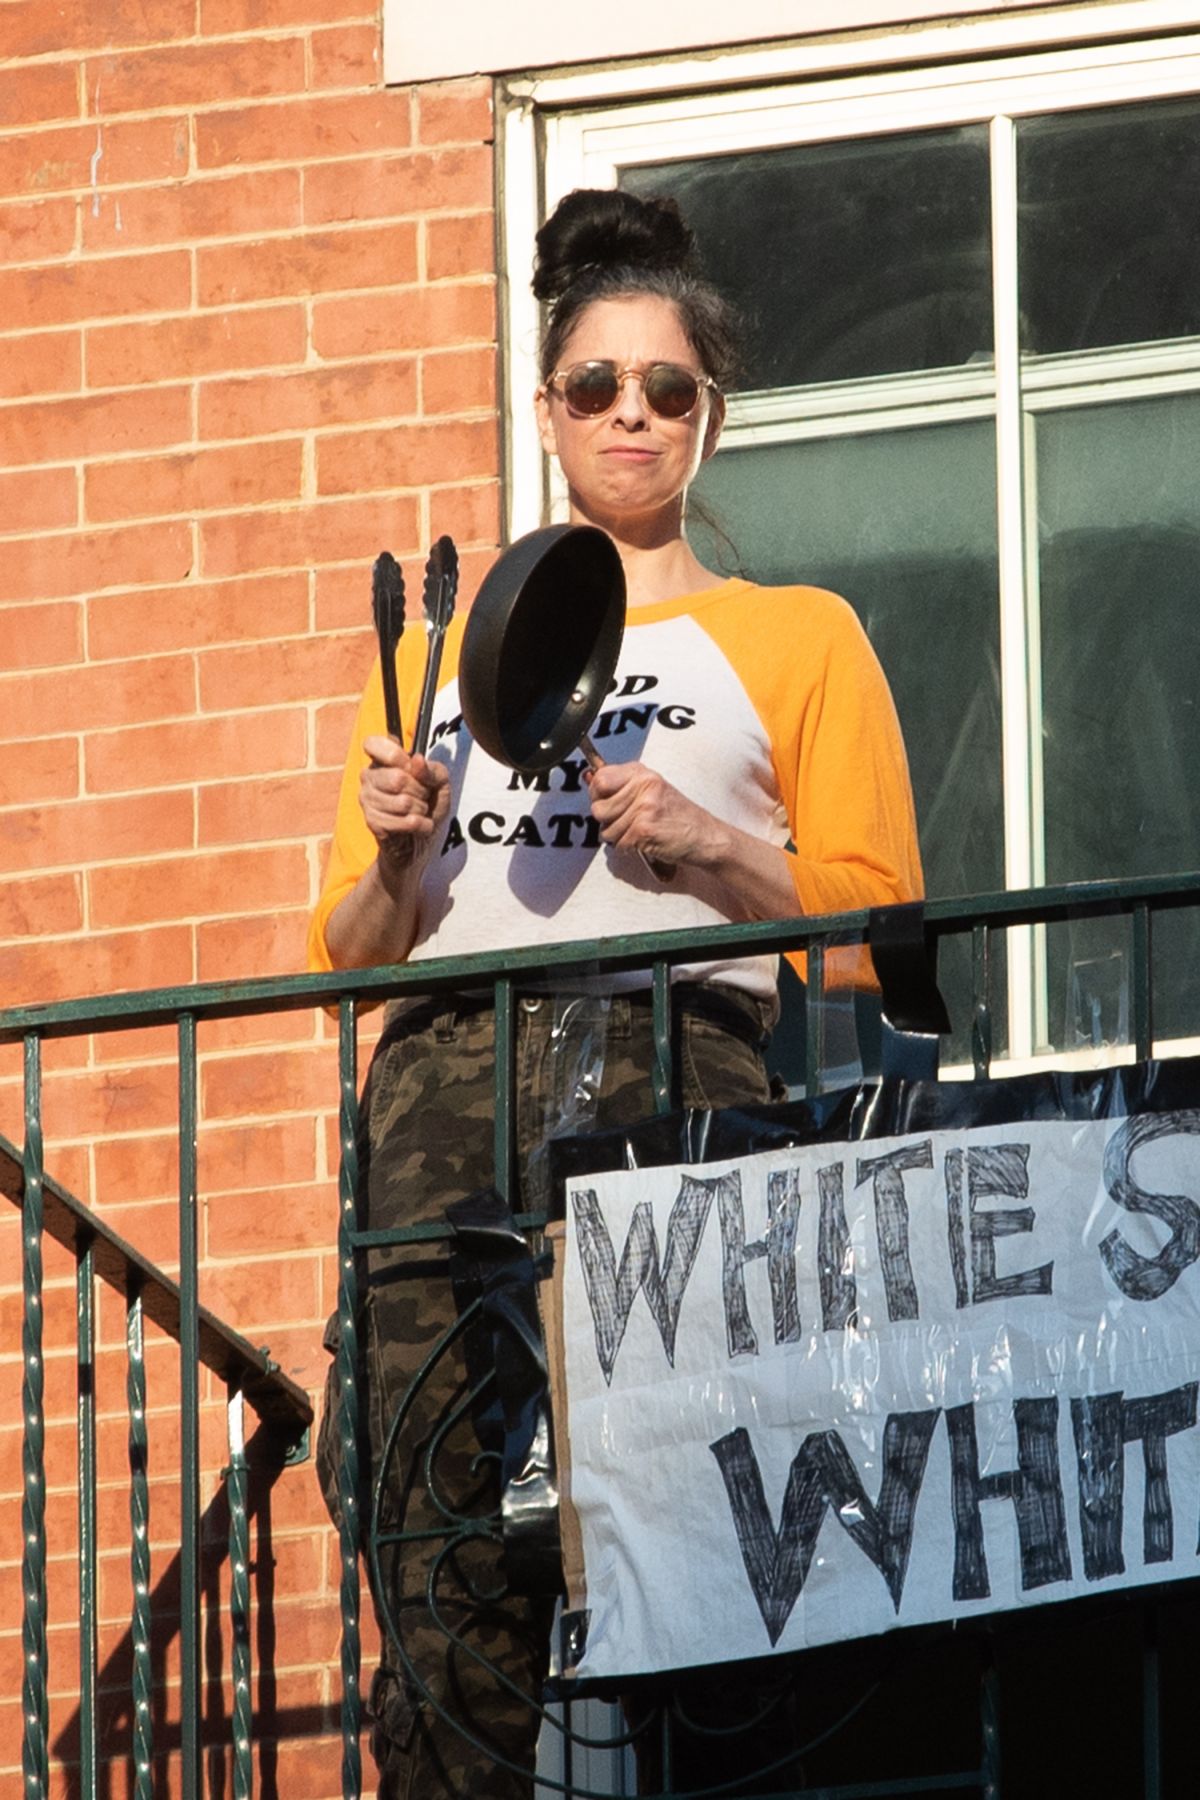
3;870;1199;1798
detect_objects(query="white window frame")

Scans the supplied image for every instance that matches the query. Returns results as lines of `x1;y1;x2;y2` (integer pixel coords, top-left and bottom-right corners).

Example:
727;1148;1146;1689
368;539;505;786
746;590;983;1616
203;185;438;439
497;2;1200;1067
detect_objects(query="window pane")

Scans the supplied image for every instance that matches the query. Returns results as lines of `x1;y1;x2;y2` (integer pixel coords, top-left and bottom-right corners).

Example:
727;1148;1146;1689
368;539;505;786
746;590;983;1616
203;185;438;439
1037;391;1200;1043
1018;97;1200;356
691;420;1002;1059
622;126;993;389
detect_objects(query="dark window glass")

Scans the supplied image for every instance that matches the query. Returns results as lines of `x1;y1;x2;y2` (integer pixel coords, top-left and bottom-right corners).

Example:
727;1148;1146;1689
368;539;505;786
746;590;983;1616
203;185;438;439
1037;391;1200;1043
623;127;993;390
691;419;1003;1060
1018;96;1200;356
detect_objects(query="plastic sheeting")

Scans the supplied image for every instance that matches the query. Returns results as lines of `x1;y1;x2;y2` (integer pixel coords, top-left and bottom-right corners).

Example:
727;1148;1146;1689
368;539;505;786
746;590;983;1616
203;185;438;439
549;1054;1200;1680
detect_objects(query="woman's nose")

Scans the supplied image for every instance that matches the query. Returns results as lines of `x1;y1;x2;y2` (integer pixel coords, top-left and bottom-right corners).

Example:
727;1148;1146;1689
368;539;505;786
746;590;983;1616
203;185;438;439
611;370;650;428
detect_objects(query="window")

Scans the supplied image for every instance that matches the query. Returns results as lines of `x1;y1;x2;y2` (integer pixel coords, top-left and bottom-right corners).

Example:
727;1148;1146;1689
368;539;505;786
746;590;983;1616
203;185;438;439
508;18;1200;1065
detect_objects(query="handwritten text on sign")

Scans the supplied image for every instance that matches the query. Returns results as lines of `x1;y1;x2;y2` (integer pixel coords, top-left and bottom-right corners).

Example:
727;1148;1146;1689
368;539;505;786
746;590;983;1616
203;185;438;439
560;1103;1200;1678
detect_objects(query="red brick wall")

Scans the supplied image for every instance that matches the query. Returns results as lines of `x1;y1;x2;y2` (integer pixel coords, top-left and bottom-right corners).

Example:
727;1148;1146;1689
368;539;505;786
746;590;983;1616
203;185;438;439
0;1;499;1789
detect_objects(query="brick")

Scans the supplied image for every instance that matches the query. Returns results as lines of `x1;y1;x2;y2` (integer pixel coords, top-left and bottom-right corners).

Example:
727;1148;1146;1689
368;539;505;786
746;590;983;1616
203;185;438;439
425;208;494;282
1;388;191;472
198;630;369;712
421;343;496;415
1;642;192;740
199;359;416;441
0;116;189;204
83;167;302;253
304;146;491;228
427;478;501;549
84;709;307;794
196;907;313;981
89;571;309;660
0;249;190;334
0;467;78;533
195;90;411;171
0;597;82;669
202;1042;334;1119
312;566;371;634
200;1244;321;1330
87;302;305;390
197;768;343;845
197;219;417;307
196;1115;319;1196
88;844;308;929
309;22;379;91
85;438;304;525
206;1179;332;1256
0;790;194;876
0;520;193;606
0;736;78;808
261;1732;347;1800
0;926;192;1013
0;329;81;401
317;416;496;496
87;36;307;116
1;0;196;59
311;278;493;359
201;0;371;28
0;62;80;130
200;493;420;580
0;871;82;938
415;78;493;148
0;194;77;264
89;1021;175;1064
91;1132;175;1203
312;693;359;752
199;1006;317;1051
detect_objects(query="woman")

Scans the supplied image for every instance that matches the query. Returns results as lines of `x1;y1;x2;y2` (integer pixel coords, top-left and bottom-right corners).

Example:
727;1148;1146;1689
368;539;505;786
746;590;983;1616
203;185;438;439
309;188;922;1799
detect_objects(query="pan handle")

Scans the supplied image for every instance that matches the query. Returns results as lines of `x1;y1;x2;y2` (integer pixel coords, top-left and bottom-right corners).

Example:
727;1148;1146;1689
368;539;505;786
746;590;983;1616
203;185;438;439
580;734;676;885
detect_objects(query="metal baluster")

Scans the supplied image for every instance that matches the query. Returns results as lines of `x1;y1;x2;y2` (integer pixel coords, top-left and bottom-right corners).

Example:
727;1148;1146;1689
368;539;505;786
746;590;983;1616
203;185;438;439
77;1233;98;1800
22;1030;49;1800
336;995;363;1800
651;960;672;1114
980;1638;1002;1800
805;941;827;1097
972;923;993;1080
227;1387;252;1799
1132;903;1153;1062
127;1282;153;1800
178;1012;201;1800
1142;1604;1161;1800
494;978;515;1206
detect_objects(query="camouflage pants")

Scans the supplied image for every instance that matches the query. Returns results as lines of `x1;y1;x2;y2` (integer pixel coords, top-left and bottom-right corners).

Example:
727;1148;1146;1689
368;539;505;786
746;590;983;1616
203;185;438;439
354;984;774;1800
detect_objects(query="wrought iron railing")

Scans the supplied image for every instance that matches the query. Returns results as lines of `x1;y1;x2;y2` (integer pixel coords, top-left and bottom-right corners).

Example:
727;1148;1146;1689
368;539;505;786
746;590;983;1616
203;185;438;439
3;869;1199;1799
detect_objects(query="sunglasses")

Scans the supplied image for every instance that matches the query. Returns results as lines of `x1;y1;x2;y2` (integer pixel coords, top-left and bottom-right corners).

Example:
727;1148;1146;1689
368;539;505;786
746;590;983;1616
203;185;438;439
545;360;719;421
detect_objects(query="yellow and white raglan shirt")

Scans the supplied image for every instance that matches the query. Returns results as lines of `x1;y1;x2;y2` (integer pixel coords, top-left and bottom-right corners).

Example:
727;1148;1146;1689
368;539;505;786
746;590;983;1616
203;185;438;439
307;579;923;999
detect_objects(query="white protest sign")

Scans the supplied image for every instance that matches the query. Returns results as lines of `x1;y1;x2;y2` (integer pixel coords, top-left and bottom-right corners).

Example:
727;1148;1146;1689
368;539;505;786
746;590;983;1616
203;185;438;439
560;1095;1200;1679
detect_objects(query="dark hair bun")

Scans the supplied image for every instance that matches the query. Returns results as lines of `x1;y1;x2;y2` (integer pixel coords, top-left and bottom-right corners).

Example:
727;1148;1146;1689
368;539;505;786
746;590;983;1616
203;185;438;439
532;188;696;302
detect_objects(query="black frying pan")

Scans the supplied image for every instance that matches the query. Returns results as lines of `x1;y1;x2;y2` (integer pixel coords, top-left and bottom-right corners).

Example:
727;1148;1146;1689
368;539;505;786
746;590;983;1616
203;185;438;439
459;523;672;878
459;523;625;771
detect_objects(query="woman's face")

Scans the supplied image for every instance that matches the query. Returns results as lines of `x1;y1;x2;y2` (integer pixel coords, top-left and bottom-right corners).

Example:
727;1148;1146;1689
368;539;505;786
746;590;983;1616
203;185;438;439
535;294;725;532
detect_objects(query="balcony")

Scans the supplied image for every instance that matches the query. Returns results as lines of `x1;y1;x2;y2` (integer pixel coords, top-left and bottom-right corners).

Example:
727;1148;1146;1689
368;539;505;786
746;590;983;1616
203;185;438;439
3;870;1198;1799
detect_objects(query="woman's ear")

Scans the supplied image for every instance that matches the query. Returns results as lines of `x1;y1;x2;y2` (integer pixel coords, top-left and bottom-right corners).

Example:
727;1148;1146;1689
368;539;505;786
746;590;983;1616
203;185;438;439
700;392;726;464
535;386;558;458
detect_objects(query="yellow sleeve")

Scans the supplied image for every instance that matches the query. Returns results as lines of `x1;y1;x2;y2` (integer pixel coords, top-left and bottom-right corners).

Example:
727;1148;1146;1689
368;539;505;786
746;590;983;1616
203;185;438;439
700;584;923;984
306;624;445;973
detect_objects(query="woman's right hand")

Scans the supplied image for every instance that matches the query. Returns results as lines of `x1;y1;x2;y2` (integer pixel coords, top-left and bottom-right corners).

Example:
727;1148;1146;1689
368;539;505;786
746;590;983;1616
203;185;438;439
360;734;451;870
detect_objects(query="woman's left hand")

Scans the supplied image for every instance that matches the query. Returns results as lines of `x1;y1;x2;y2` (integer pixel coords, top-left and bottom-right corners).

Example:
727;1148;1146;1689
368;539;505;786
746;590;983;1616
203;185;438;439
585;760;726;870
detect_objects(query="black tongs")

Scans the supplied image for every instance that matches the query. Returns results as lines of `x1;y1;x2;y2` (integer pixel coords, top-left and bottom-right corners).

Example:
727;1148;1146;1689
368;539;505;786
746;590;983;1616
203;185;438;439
370;538;459;754
413;535;459;756
371;551;405;742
